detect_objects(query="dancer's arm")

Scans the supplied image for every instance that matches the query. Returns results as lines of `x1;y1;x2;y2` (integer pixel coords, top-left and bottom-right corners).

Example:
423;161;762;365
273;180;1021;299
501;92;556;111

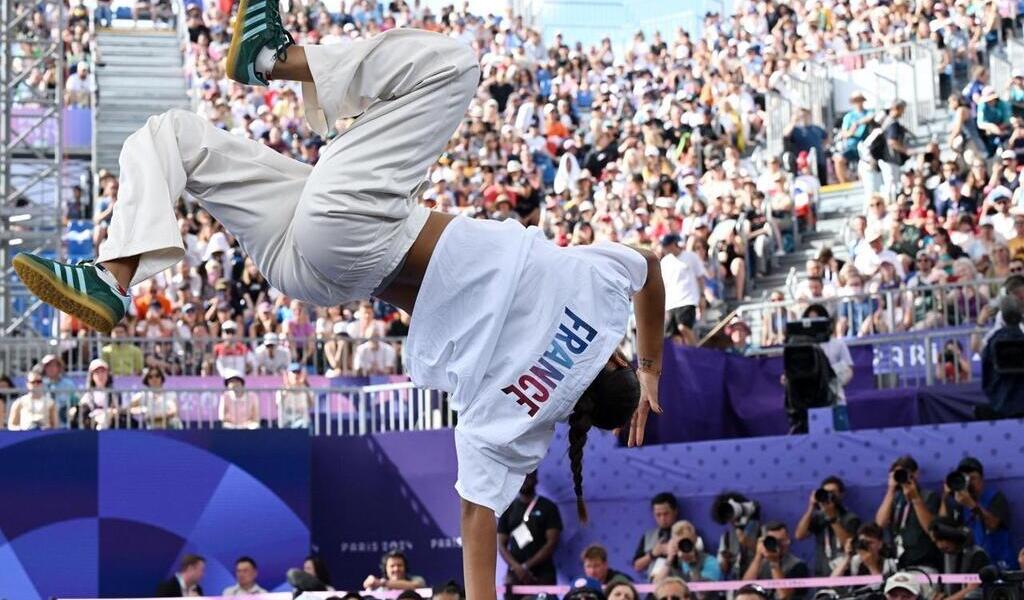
628;248;665;447
461;498;498;600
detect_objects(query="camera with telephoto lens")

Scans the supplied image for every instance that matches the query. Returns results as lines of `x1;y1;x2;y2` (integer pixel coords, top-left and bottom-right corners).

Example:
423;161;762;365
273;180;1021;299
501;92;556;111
815;488;835;504
712;492;761;527
763;535;780;553
893;468;910;484
946;470;969;493
679;538;696;554
855;538;874;552
980;566;1024;600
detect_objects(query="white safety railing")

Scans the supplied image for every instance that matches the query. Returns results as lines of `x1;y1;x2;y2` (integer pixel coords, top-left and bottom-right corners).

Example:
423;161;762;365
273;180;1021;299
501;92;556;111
739;277;1003;350
0;383;455;435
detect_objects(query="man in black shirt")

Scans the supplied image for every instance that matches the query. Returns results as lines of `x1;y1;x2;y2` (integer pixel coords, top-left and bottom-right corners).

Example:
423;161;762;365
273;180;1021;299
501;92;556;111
794;475;861;576
497;471;562;593
881;101;909;201
875;455;942;570
931;516;990;600
742;522;810;600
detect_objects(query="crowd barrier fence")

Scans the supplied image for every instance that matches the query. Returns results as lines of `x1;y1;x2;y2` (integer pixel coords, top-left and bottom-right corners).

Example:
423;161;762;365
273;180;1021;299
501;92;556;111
53;573;984;600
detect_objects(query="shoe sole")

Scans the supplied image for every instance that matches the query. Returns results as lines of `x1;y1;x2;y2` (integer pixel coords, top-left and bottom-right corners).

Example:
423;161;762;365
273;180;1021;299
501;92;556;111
12;255;118;334
225;0;252;85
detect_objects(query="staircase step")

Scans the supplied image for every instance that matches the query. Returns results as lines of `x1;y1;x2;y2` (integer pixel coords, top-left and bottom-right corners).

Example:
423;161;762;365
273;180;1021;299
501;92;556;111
97;64;184;78
98;54;183;67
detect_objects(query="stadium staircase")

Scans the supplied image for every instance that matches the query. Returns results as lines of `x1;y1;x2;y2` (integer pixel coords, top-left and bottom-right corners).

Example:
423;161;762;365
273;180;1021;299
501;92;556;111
93;30;190;174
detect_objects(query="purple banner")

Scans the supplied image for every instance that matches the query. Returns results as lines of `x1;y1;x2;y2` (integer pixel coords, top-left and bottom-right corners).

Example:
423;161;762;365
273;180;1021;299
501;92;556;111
11;106;92;152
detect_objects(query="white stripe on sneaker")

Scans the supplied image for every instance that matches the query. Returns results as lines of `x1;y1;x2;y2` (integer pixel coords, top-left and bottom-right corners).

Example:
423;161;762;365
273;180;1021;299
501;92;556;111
247;0;268;11
63;265;75;289
75;267;87;294
244;12;266;27
242;22;268;41
53;263;62;282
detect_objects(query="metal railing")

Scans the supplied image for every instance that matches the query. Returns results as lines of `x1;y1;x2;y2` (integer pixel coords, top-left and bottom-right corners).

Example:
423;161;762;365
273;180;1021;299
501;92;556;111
748;325;987;390
0;334;410;377
0;382;455;435
739;277;1003;349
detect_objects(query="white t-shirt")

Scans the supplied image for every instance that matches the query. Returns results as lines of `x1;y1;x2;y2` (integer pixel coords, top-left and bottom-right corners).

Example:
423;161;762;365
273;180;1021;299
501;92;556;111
353;341;397;374
660;252;700;309
405;217;647;514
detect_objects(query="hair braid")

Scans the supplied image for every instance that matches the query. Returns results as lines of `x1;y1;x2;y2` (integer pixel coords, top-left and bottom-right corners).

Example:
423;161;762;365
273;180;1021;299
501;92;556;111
568;395;593;524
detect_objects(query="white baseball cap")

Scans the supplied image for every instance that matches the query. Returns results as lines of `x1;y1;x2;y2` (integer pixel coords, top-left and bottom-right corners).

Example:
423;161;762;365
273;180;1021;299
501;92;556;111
884;572;922;597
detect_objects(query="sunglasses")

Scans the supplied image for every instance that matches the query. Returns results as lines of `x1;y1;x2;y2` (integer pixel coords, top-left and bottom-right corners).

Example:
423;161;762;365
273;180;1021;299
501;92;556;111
27;379;43;385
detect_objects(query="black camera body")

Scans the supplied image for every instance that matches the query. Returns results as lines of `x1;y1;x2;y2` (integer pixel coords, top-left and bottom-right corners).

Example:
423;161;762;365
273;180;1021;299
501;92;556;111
893;468;910;485
763;535;780;553
679;538;696;554
946;470;969;493
855;538;873;552
815;488;835;504
981;566;1024;600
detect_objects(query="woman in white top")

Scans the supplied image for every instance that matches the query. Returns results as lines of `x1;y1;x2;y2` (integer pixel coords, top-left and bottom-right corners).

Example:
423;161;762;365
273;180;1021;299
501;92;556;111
78;358;123;430
276;363;312;429
8;370;58;430
17;28;665;599
130;366;181;429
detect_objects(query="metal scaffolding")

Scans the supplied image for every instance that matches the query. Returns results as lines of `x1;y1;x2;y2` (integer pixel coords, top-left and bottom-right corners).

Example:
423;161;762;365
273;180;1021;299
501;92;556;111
0;0;65;335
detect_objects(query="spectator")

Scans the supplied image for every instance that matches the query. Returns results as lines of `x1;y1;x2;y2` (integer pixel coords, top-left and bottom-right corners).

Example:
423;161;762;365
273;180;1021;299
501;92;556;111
581;543;631;586
277;362;313;429
363;550;427;592
130;366;180;429
658;233;702;345
880;101;910;201
606;580;640;600
883;572;923;600
283;300;317;367
345;301;386;339
64;61;94;107
875;455;941;570
497;471;562;590
432;581;464;600
219;372;260;429
103;322;145;375
794;476;861;576
353;334;397;376
736;584;771;600
830;522;898;581
155;554;205;597
214;320;253;377
977;86;1012;156
254;332;291;375
40;354;78;426
633;492;680;579
7;368;57;431
743;522;809;600
653;577;690;600
783;108;828;187
930;516;990;600
939;457;1014;566
834;91;873;184
77;359;123;430
222;556;267;595
302;555;334;591
655;520;722;589
324;322;352;377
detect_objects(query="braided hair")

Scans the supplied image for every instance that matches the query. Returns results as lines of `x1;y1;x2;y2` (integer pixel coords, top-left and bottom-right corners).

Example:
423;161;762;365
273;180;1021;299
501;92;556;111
568;352;641;524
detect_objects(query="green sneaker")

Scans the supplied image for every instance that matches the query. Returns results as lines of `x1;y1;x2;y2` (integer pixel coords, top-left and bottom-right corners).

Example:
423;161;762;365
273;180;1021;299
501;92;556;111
225;0;294;86
12;254;130;334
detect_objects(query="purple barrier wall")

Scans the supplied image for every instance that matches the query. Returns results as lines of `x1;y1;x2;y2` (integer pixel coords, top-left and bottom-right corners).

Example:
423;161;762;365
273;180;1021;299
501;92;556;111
310;418;1024;589
11;106;92;152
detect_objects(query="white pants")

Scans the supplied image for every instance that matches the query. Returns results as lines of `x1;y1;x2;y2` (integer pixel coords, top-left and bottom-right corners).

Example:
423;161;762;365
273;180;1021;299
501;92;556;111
97;29;479;305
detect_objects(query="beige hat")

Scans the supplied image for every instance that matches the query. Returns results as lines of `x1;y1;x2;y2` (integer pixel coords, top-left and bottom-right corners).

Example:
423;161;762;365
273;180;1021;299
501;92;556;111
884;572;922;597
865;226;884;243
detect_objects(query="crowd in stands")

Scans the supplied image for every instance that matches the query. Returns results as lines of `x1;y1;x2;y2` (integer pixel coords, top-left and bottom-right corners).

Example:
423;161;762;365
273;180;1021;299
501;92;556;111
3;0;1024;415
142;454;1020;600
10;0;96;109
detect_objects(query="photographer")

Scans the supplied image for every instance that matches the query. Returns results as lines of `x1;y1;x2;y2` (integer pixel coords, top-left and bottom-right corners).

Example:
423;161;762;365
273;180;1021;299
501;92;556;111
713;492;761;581
830;522;898;582
981;294;1024;418
634;493;681;580
795;476;861;576
742;522;810;600
939;457;1014;567
653;520;722;592
875;455;942;570
930;516;990;600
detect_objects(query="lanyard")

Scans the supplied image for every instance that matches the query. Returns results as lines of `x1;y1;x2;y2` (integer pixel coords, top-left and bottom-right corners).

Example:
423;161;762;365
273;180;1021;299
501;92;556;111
522;497;540;524
896;497;912;532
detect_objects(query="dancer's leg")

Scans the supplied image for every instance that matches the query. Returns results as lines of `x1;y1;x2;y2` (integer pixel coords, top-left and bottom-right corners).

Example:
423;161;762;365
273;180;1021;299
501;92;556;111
270;46;313;83
287;29;479;300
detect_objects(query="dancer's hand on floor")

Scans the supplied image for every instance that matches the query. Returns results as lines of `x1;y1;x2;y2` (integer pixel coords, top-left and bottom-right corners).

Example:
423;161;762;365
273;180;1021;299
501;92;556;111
627;370;661;447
